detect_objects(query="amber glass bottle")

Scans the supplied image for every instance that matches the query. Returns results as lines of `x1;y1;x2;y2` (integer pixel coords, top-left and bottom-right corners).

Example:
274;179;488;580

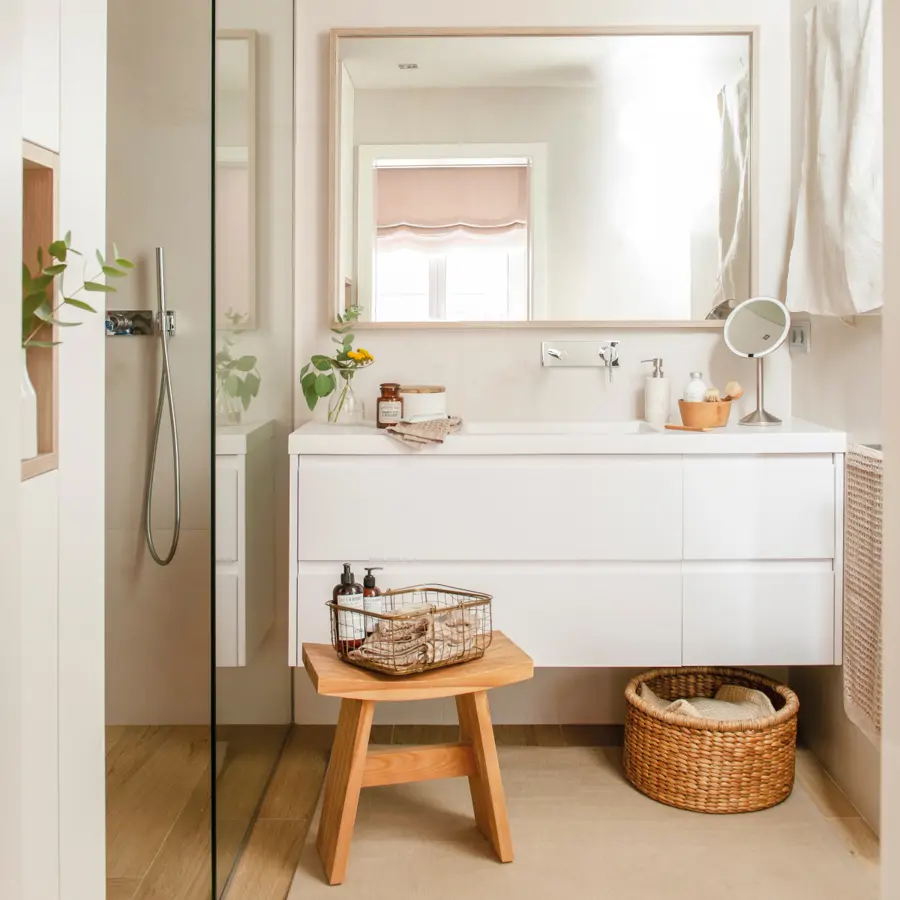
334;563;364;652
376;383;403;429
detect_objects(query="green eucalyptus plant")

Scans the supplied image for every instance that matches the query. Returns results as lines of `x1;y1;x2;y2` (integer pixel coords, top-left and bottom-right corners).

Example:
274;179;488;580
215;314;261;422
300;306;374;422
22;233;133;347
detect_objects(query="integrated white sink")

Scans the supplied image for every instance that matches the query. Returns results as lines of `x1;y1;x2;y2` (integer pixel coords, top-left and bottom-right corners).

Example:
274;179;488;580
289;419;845;456
462;420;658;436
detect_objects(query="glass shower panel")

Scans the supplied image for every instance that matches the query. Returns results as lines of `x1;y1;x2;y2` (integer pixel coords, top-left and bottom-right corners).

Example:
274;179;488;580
213;0;295;896
105;1;213;898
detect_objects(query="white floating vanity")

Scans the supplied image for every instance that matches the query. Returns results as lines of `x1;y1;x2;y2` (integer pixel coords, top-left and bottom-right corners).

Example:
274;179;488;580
288;420;846;669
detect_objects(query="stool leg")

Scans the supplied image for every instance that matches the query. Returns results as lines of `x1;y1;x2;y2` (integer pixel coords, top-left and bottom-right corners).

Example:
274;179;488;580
456;691;513;863
316;698;375;885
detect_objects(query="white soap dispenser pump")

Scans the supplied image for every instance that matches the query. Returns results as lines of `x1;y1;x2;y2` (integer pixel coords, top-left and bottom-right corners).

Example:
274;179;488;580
641;358;670;428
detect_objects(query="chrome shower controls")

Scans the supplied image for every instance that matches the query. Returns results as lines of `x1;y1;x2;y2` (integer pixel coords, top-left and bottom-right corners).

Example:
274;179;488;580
106;309;176;337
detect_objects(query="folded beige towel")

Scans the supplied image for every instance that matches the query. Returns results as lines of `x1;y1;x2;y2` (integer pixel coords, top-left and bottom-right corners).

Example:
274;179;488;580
640;682;777;722
386;416;462;449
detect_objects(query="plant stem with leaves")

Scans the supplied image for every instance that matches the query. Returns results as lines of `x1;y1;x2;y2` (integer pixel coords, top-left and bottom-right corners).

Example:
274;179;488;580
21;233;134;347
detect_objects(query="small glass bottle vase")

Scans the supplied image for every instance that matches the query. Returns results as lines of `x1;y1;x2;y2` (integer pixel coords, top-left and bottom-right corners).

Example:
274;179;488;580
328;373;365;425
215;380;242;425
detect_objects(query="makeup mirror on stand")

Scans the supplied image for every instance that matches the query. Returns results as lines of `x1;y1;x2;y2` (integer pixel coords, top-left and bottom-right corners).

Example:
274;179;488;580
723;296;790;425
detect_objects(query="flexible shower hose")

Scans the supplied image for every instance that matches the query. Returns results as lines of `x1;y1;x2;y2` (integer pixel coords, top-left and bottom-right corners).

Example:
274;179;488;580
145;246;181;565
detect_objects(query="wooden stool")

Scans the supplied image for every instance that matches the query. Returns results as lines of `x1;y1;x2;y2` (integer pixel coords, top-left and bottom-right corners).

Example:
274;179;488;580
302;632;533;885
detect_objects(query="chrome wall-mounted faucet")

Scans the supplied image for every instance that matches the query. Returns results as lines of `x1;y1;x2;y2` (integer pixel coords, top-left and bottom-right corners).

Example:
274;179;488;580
598;341;619;383
541;340;621;381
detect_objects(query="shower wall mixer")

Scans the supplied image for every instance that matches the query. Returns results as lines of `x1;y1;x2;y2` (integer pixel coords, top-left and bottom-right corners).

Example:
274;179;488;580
107;248;182;566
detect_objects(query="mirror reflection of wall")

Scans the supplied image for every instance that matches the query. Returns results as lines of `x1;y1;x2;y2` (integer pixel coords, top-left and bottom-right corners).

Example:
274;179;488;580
216;31;256;329
335;34;752;324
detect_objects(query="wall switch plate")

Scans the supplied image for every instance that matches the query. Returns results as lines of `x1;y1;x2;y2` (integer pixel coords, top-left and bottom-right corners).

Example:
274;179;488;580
789;322;811;353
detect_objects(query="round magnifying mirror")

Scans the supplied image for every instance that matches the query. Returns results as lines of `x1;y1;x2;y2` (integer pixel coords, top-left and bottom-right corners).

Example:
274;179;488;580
723;297;790;426
724;296;790;358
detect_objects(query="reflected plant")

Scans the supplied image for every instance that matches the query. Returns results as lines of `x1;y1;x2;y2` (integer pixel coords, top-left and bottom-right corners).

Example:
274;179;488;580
215;321;261;424
22;233;134;347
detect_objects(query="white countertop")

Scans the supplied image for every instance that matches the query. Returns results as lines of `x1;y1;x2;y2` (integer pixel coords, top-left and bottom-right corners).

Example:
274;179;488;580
288;418;846;456
216;420;275;455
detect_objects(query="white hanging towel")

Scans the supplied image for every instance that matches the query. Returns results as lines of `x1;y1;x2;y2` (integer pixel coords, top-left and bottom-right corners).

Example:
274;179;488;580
713;71;751;309
786;0;883;317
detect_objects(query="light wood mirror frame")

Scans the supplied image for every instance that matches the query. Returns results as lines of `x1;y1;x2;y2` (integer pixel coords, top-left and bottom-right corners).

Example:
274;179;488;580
216;28;258;330
328;26;760;330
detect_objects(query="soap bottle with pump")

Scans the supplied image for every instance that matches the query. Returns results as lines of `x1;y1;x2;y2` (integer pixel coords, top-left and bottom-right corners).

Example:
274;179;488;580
363;566;384;635
641;358;670;428
334;563;365;651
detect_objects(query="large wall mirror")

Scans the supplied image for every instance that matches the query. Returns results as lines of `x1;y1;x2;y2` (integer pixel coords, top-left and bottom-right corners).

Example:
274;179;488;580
216;30;257;329
331;31;754;326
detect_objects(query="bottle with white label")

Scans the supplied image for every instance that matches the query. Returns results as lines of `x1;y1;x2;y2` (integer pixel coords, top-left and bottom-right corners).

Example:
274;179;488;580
334;563;365;650
683;372;708;403
377;383;404;428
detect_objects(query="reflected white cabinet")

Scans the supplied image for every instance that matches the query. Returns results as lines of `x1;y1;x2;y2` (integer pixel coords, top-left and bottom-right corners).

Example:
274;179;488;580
23;0;61;151
215;422;275;666
288;439;845;669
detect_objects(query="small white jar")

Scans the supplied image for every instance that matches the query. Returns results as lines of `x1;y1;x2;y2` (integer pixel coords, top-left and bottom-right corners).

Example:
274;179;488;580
683;372;708;403
399;385;447;422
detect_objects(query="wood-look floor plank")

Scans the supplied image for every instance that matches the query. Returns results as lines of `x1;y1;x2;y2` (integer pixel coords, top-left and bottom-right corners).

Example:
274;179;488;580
131;765;213;900
106;726;128;755
369;725;394;745
106;726;210;880
258;728;331;821
223;819;311;900
215;726;289;820
107;877;142;900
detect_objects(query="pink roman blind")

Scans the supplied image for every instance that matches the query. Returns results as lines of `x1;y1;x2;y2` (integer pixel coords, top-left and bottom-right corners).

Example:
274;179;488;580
375;164;529;248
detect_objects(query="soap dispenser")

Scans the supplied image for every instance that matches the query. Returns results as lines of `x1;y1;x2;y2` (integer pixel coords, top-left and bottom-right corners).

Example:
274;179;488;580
334;563;365;651
363;566;384;635
641;358;670;428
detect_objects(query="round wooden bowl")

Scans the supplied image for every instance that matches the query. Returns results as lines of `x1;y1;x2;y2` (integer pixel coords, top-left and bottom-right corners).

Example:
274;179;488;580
679;399;731;429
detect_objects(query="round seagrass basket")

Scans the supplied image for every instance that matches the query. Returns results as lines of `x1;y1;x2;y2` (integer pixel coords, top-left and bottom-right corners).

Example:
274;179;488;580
623;667;800;814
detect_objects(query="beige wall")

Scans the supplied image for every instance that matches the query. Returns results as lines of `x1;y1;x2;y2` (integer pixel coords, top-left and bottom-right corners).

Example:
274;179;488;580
293;0;793;724
788;0;882;833
881;0;899;893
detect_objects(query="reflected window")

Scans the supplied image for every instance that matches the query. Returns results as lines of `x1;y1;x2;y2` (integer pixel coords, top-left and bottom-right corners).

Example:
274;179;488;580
375;245;527;322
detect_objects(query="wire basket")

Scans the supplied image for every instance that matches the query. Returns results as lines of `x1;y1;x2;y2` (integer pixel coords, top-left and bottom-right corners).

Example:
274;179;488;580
328;584;493;676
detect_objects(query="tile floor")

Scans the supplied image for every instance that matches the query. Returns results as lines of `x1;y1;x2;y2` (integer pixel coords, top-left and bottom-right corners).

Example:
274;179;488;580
282;740;878;900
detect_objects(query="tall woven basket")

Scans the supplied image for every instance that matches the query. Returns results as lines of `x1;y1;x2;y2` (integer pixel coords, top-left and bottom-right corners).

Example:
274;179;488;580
624;667;799;814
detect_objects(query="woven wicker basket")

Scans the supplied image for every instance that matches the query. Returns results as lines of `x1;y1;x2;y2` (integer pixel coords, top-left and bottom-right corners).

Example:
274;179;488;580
623;667;799;814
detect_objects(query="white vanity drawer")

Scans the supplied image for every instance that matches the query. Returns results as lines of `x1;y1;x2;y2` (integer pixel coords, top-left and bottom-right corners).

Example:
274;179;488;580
215;573;240;668
683;455;836;560
293;562;682;668
682;563;835;666
295;456;682;562
215;460;240;562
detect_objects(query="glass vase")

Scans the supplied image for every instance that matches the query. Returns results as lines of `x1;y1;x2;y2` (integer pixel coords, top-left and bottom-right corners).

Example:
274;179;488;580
216;381;242;425
328;373;365;425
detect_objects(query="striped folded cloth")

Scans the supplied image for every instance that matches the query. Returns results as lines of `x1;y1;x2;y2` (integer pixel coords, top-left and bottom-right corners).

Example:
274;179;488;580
386;416;462;449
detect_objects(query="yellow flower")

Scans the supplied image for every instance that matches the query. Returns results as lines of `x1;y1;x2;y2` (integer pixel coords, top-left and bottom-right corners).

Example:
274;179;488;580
348;348;374;363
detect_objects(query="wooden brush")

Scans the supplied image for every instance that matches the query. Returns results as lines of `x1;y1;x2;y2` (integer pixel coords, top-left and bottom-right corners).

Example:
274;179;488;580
665;424;711;433
723;381;743;402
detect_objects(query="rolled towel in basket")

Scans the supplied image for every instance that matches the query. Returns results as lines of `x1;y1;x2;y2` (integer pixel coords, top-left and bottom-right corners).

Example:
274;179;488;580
349;605;433;671
428;609;479;664
640;683;777;722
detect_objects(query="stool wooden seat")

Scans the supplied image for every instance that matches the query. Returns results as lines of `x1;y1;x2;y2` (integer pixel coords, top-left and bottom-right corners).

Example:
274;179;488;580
302;632;534;885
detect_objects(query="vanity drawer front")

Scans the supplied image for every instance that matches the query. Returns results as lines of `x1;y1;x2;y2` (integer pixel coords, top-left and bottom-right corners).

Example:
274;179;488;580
683;455;835;560
682;563;835;666
294;562;682;667
295;456;682;562
215;458;241;563
215;573;240;668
